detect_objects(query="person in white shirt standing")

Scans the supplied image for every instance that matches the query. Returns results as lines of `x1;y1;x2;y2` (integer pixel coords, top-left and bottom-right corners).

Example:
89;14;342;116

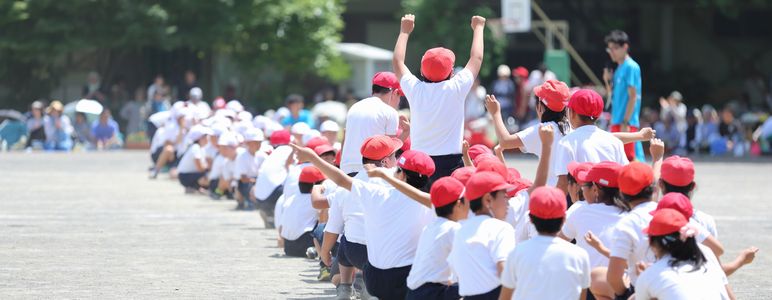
553;89;629;194
636;208;734;300
447;171;516;299
500;186;591;300
339;72;403;175
393;14;486;187
234;128;267;211
176;125;213;193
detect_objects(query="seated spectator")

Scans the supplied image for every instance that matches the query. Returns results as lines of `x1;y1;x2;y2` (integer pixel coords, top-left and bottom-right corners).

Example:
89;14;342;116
92;109;123;150
281;94;315;128
73;112;95;149
25;100;46;149
719;106;746;156
177;125;212;193
43;100;73;151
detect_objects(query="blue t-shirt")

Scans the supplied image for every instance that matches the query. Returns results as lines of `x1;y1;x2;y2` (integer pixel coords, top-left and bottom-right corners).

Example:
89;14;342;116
280;109;315;128
92;119;119;141
611;57;642;127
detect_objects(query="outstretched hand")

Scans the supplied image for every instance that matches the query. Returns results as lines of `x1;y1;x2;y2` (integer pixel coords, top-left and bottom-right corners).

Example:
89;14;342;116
363;163;387;179
640;127;656;140
401;14;415;34
485;94;501;115
471;15;486;30
649;138;665;162
289;143;317;164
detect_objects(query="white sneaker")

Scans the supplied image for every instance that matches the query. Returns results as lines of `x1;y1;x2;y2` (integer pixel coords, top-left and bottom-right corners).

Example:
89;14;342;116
335;284;353;300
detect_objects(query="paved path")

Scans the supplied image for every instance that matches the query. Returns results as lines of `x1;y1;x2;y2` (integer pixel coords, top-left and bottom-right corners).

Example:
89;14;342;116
0;151;770;299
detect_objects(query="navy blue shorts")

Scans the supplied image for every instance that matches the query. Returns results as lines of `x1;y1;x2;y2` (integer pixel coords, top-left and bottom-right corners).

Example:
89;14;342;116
283;230;315;258
464;285;501;300
406;282;460;300
237;181;255;201
427;154;463;191
337;235;368;270
178;172;205;188
363;264;412;300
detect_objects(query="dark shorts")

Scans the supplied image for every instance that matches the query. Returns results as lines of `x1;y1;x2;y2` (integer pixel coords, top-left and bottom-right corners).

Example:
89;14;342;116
178;172;206;188
427;154;463;191
283;230;315;257
256;185;283;216
406;282;460;300
237;181;255;202
464;285;501;300
337;235;368;270
151;147;162;163
363;264;412;300
614;285;635;300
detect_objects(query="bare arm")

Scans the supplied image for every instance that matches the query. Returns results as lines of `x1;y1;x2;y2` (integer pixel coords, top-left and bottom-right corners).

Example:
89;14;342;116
365;165;432;208
649;139;664;191
311;185;330;209
612;127;655;144
462;140;473;167
392;14;414;79
485;94;524;150
528;124;553;194
607;257;629;295
556;175;568;195
320;232;339;267
494;144;506;165
722;247;758;276
584;231;611;258
289;144;353;191
465;16;486;77
703;235;725;258
498;287;514;300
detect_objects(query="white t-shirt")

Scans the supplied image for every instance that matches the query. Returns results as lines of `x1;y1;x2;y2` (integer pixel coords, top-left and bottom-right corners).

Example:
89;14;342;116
208;154;226;180
220;148;243;181
635;244;729;300
505;191;530;233
553;125;629;176
162;122;186;153
150;126;167;153
278;190;317;240
177;143;205;174
565;200;585;219
400;68;475;156
448;215;516;296
324;172;374;245
562;203;627;268
406;217;461;289
203;143;218;160
609;201;657;284
187;100;212;120
274;194;285;228
254;145;293;200
340;97;399;173
693;209;718;238
234;150;267;179
515;122;569;186
501;236;591;300
350;178;436;269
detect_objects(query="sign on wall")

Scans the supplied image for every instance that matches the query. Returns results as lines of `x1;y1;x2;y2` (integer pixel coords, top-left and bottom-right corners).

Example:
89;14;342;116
501;0;531;33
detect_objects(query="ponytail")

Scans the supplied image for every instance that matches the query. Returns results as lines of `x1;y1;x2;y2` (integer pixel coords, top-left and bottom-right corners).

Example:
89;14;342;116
649;234;707;272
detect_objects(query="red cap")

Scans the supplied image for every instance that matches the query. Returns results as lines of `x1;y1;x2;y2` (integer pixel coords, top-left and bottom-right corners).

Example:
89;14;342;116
568;89;604;119
421;47;455;82
334;148;342;166
464;171;514;201
468;144;493;162
661;156;695;187
314;144;336;156
396;128;411;152
473;153;498;166
507;177;532;197
398;150;436;177
507;167;522;181
299;166;326;183
372;72;400;90
305;136;330;150
360;135;403;160
529;186;567;219
513;66;529;78
651;193;693;218
269;130;291;146
644;208;688;236
430;177;465;208
451;166;476;185
476;159;509;181
579;161;622;188
568;162;594;184
618;162;654;195
534;80;570;112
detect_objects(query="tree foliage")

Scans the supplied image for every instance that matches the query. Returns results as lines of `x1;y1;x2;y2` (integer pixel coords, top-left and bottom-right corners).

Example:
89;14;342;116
0;0;347;108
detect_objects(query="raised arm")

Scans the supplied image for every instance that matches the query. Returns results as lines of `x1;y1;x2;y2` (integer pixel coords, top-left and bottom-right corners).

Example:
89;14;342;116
289;144;353;191
528;124;553;194
311;185;330;209
612;127;655;144
465;16;486;77
392;14;414;80
365;164;432;208
485;95;523;149
461;140;473;167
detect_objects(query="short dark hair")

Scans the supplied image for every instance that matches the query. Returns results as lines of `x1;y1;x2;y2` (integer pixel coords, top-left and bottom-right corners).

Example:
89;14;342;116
621;185;655;203
596;185;629;212
285;94;304;105
537;100;570;136
576;113;597;123
362;157;384;167
320;151;336;159
468;190;503;213
529;214;564;234
604;30;629;46
435;198;463;218
402;168;429;190
372;85;391;95
661;180;695;198
298;181;320;194
649;234;706;271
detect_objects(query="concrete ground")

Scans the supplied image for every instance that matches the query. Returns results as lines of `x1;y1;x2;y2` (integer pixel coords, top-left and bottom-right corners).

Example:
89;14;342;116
0;151;770;299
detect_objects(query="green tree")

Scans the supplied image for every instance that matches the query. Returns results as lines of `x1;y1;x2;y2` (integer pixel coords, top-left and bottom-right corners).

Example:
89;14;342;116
0;0;348;109
401;0;506;78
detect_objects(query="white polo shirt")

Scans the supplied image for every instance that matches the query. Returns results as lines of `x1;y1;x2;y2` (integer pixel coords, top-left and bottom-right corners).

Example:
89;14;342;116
501;235;591;300
279;192;317;241
552;125;629;176
448;214;516;296
505;191;530;232
340;97;399;173
350;178;436;269
609;201;657;284
234;149;267;179
219;148;242;181
693;209;718;238
150;126;167;153
562;203;627;268
406;217;461;290
514;122;569;186
253;145;293;200
177;143;205;174
635;244;729;300
208;154;226;181
400;68;475;156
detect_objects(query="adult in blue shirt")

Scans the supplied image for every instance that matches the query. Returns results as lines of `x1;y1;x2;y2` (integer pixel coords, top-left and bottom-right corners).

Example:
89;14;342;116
280;94;315;128
604;30;644;162
92;109;122;150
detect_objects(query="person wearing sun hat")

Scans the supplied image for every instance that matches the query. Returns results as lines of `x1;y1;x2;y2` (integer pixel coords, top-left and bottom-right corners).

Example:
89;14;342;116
290;140;435;300
499;186;591;300
42;100;74;151
635;208;733;300
176;125;213;193
234;128;268;211
253;129;295;228
393;13;487;187
565;161;594;210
